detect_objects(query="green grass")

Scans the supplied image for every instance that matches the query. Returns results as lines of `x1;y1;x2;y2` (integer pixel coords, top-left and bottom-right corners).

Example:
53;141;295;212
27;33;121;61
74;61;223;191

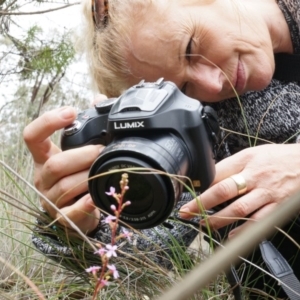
0;159;237;299
1;158;292;300
0;86;299;300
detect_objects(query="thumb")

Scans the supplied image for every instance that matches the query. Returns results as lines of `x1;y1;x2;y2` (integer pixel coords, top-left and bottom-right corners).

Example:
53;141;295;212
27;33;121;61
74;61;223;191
58;194;100;234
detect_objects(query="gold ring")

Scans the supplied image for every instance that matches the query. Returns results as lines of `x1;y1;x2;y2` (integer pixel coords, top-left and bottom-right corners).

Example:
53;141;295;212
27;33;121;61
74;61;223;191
230;174;247;195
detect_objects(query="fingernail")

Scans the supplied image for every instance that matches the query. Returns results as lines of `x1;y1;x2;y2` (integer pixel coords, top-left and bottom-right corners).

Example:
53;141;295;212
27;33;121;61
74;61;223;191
179;206;190;217
228;230;236;239
86;196;93;205
99;145;105;153
59;107;75;119
85;196;96;209
200;217;210;227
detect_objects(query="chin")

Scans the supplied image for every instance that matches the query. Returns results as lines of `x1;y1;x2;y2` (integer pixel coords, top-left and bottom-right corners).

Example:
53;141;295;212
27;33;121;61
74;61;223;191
201;95;232;103
250;70;273;92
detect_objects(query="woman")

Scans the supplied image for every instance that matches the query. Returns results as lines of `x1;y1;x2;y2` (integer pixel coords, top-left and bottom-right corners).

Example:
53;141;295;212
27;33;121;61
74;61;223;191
24;0;300;298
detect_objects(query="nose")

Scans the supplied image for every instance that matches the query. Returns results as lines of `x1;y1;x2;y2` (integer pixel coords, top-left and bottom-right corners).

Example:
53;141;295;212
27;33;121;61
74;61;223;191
187;62;224;99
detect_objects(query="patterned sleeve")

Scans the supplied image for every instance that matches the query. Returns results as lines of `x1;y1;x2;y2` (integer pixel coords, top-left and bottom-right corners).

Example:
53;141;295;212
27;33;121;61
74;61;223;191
32;192;201;275
210;79;300;159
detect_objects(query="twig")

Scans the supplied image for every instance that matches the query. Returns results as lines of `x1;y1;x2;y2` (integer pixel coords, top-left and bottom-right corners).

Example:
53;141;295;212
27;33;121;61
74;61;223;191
0;256;46;300
0;3;80;16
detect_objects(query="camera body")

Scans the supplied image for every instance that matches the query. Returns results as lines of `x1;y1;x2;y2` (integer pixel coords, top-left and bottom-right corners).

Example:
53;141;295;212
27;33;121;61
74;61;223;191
61;78;219;229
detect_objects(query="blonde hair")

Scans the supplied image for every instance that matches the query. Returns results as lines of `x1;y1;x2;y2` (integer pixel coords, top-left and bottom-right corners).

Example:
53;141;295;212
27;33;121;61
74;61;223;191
78;0;215;97
78;0;153;97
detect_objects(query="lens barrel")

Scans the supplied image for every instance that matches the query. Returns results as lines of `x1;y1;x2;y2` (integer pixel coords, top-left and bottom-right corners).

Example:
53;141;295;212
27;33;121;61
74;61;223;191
88;134;190;229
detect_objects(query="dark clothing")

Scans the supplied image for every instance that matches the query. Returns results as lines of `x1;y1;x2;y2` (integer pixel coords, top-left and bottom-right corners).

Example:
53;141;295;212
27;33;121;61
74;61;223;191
211;0;300;155
209;0;300;297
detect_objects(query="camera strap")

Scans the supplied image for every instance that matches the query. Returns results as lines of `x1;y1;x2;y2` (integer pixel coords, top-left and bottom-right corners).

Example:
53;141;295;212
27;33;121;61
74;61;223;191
273;53;300;81
177;217;300;299
259;240;300;300
262;53;300;298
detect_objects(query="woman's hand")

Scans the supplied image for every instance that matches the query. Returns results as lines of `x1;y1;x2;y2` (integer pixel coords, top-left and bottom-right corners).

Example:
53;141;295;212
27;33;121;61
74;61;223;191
23;106;102;234
179;144;300;237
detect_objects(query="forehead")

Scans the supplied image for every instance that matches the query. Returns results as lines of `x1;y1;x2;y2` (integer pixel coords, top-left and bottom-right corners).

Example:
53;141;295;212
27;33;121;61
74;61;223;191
126;2;186;83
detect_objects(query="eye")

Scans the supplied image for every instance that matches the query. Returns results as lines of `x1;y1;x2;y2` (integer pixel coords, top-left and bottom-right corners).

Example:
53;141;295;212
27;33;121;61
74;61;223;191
181;82;187;94
181;38;193;94
181;36;194;95
185;37;193;61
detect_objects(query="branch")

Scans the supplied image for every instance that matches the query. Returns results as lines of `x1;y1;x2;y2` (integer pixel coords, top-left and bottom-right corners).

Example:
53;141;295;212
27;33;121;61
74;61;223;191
6;0;19;11
0;2;80;16
0;100;15;115
30;72;44;103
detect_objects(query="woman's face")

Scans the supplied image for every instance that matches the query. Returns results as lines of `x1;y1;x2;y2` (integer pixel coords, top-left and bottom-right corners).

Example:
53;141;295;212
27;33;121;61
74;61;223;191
126;0;276;102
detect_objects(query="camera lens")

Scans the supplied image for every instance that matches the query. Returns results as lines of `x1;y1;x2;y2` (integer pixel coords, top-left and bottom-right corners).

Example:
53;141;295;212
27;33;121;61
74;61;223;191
88;134;190;229
105;172;153;215
91;156;170;228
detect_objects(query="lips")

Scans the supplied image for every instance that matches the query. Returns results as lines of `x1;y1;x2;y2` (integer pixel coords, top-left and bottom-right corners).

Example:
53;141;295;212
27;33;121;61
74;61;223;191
234;59;246;93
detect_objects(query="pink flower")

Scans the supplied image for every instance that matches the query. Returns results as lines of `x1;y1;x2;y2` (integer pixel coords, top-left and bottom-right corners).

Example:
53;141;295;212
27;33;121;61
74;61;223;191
104;215;117;223
94;248;106;256
106;244;118;258
122;228;132;241
100;279;110;287
105;187;116;196
85;266;101;275
108;264;119;279
123;201;131;206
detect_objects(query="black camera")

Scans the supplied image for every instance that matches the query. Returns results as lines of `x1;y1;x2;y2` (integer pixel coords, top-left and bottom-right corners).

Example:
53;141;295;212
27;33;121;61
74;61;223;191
61;78;219;229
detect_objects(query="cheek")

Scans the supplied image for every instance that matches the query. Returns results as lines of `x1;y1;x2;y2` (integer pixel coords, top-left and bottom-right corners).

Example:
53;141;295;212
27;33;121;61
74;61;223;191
246;51;274;91
250;69;273;91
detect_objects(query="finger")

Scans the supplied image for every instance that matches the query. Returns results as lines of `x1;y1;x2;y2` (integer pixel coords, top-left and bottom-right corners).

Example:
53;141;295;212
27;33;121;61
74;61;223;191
40;170;89;216
211;149;252;184
179;175;247;218
40;144;104;189
57;194;101;234
228;203;278;239
23;107;77;164
201;188;272;230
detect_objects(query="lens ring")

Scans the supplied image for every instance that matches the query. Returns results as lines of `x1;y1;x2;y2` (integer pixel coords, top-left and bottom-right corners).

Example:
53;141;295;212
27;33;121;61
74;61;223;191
89;156;171;229
88;134;190;229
